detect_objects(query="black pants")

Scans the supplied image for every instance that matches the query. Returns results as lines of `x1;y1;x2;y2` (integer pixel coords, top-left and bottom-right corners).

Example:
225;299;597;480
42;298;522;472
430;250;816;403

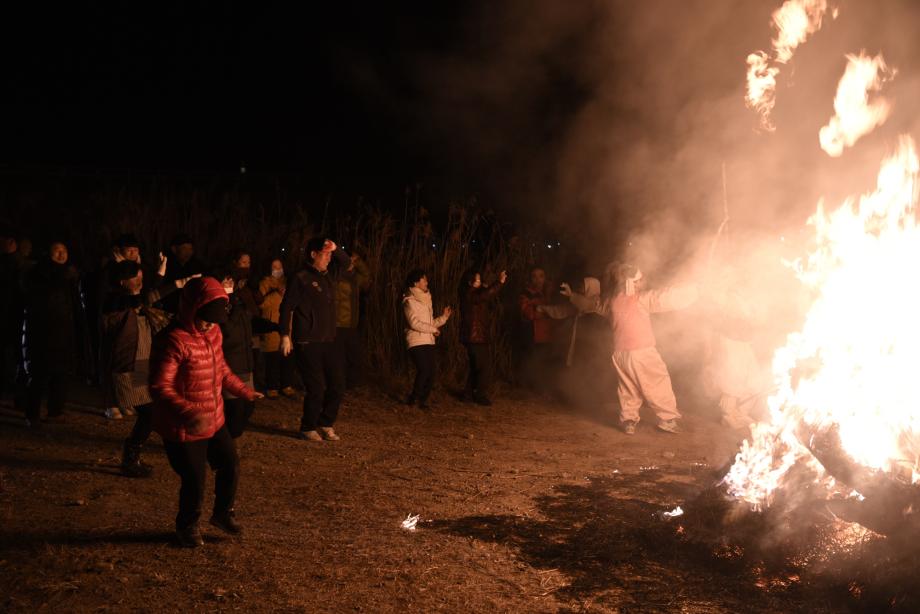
294;342;344;431
26;368;67;422
334;327;364;389
408;344;437;404
223;398;255;439
163;425;238;530
464;343;492;398
126;402;154;447
252;348;265;391
263;350;294;391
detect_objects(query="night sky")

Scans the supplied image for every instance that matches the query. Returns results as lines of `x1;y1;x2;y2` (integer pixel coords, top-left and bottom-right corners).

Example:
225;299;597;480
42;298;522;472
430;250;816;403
2;1;918;241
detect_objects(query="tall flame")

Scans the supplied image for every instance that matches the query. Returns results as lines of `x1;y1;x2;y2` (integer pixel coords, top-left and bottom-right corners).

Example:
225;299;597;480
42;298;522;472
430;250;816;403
723;136;920;507
819;52;895;157
772;0;829;64
746;0;831;131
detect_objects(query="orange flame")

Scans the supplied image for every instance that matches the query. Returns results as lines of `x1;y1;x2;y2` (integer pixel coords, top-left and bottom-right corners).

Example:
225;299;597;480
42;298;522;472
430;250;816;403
819;52;894;157
746;0;831;130
724;137;920;507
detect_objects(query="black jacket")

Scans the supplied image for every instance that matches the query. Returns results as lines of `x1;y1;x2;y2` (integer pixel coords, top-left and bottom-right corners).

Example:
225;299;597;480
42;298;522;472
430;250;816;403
22;260;91;376
220;293;254;375
279;248;350;343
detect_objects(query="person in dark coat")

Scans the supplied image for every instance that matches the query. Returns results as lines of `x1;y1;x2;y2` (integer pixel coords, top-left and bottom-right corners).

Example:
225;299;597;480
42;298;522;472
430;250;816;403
459;267;507;405
279;237;350;442
160;234;207;314
150;276;262;547
101;260;177;476
0;232;23;406
22;242;91;426
214;268;257;439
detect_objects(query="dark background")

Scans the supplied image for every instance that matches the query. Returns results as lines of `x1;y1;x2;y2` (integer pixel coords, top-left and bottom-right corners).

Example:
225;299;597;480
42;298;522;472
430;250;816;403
1;1;918;262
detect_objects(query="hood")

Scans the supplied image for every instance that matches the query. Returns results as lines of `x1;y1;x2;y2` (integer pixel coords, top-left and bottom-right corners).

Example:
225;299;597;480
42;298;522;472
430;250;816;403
404;286;432;305
178;276;229;334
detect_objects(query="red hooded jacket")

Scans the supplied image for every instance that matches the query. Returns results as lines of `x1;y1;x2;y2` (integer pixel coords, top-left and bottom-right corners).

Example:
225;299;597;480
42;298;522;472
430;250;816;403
150;277;255;443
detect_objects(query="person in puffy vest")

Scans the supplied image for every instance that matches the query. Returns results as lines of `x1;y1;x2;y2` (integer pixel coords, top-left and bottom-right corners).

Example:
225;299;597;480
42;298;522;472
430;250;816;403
150;276;262;548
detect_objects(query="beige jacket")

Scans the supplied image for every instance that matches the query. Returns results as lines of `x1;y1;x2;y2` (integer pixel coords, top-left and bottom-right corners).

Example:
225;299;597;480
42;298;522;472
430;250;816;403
402;287;449;348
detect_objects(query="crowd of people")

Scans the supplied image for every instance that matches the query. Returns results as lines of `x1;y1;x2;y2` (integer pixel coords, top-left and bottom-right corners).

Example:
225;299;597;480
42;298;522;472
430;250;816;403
0;227;765;547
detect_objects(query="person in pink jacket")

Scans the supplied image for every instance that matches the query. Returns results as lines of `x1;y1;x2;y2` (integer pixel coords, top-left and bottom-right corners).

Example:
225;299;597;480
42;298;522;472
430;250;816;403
564;262;697;435
150;276;262;547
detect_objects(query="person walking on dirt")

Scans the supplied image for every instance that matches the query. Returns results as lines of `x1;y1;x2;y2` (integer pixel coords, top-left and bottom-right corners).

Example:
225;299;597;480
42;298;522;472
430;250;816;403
458;267;507;405
279;237;351;442
564;262;697;435
403;269;451;409
101;259;180;477
150;276;262;548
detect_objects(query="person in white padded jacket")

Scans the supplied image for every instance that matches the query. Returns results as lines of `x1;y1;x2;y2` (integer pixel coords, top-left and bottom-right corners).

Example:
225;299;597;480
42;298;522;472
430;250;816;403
402;269;451;408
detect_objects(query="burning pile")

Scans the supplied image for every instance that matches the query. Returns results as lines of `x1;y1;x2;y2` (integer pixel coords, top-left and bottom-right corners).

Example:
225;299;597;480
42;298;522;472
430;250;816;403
724;1;920;532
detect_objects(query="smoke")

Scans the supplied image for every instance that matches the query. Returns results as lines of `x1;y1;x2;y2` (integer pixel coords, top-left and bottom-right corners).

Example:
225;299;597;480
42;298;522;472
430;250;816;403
338;0;920;410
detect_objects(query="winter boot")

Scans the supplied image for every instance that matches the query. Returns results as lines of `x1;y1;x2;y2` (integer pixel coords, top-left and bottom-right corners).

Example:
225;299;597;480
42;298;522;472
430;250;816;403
121;442;153;478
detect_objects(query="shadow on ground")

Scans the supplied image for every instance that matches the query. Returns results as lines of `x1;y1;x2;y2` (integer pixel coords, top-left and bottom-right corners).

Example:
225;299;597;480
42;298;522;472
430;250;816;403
430;473;825;611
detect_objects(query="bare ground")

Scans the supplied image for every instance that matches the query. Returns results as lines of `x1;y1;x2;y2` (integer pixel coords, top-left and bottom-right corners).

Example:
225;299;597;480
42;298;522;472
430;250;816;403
0;376;899;613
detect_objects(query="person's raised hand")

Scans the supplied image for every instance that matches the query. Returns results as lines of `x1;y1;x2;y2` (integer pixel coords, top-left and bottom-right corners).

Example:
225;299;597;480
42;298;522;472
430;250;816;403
559;282;573;297
442;306;452;318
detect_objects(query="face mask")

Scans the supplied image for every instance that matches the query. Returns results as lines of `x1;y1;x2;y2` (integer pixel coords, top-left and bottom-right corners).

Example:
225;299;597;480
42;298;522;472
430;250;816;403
271;269;284;279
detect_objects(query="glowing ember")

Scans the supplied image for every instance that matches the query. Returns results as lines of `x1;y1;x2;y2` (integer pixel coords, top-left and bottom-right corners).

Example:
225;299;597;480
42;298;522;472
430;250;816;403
663;506;684;518
819;52;895;157
745;0;831;130
401;514;421;531
723;136;920;507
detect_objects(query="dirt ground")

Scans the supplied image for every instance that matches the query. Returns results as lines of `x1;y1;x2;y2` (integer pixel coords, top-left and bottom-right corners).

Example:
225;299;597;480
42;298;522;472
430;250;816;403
0;372;898;613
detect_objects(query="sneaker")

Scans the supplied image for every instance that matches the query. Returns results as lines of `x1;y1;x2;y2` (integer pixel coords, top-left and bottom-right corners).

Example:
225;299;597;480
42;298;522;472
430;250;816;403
657;419;682;434
209;511;243;535
121;406;136;417
266;389;280;399
105;407;123;420
280;387;299;399
473;396;492;407
176;524;204;548
318;426;340;441
297;430;323;442
404;395;416;406
623;421;637;435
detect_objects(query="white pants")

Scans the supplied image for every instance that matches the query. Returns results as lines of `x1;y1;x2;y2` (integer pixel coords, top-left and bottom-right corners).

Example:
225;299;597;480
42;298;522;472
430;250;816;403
612;347;681;423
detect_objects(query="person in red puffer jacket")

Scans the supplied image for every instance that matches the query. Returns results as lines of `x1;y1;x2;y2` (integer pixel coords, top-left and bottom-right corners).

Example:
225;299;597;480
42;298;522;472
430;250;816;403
150;276;262;548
